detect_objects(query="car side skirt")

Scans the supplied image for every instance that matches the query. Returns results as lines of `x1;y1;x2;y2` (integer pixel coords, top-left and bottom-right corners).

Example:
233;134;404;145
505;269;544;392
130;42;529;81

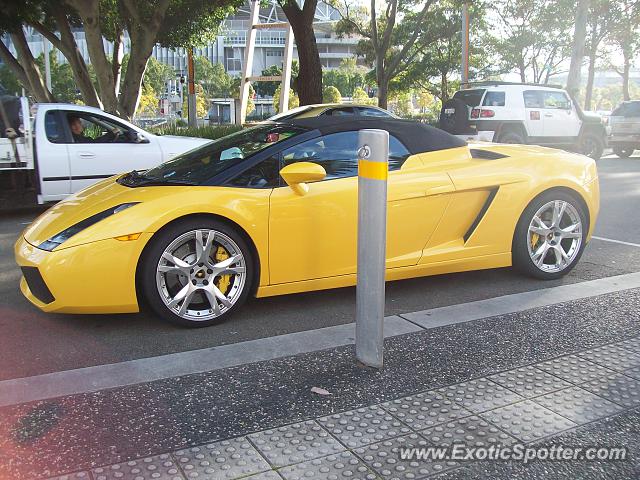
255;252;511;298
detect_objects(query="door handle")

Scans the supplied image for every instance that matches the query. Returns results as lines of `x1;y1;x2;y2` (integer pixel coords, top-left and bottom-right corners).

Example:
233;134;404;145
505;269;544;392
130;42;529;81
544;113;553;118
78;152;96;158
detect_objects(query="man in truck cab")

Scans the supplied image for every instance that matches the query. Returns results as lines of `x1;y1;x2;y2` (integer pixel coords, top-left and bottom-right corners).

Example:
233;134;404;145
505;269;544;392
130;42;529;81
67;115;117;143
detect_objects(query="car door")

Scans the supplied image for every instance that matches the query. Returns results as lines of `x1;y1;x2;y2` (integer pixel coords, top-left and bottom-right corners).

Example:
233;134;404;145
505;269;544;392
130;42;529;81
268;131;453;285
36;109;72;200
522;90;545;138
540;91;581;140
62;111;163;193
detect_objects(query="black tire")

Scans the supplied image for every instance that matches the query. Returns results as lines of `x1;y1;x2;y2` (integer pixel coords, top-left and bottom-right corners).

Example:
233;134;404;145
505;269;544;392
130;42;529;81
140;217;254;327
512;190;588;280
498;129;525;144
613;146;635;158
439;97;470;134
578;132;604;160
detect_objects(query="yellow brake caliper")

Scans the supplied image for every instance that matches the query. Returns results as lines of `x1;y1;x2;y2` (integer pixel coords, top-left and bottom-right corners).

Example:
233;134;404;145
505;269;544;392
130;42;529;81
215;245;231;294
531;233;540;248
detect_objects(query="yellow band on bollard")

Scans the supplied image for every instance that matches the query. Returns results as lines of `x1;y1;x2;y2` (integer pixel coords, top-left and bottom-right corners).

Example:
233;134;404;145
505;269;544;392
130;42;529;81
358;159;388;181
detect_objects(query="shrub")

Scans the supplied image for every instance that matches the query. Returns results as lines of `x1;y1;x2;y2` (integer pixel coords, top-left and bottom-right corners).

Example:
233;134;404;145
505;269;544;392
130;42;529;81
150;124;242;140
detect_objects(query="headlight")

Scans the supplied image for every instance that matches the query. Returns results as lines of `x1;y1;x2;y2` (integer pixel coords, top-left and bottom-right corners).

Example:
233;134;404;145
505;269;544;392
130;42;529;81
38;202;139;251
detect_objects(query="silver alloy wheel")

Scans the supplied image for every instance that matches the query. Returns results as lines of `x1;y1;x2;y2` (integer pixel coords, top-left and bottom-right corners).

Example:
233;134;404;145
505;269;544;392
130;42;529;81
155;229;246;321
527;200;583;273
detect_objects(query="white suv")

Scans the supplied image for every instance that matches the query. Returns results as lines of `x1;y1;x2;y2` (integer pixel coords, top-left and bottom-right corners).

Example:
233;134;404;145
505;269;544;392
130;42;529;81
439;82;607;160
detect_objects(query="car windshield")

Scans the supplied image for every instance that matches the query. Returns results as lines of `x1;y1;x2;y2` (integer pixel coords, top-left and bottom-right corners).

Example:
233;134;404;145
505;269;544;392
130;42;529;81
268;106;315;121
142;124;305;185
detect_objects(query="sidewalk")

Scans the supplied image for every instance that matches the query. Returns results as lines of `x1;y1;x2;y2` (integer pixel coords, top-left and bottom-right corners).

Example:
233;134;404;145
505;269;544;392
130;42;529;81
1;286;639;480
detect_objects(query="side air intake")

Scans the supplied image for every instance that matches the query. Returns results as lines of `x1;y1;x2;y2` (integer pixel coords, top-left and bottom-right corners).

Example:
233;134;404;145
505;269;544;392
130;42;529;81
470;148;509;160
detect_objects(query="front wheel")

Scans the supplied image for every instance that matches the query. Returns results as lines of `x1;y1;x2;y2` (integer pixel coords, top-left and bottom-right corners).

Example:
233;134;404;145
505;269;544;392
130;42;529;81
512;192;588;280
141;218;253;327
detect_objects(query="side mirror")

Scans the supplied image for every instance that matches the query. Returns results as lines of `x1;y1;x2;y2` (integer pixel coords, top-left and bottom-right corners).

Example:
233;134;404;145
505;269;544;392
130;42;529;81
279;161;326;195
135;132;150;144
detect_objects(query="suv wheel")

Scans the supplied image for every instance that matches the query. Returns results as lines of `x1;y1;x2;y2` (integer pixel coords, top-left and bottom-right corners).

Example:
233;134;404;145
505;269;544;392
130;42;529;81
613;146;635;158
578;132;604;160
498;130;525;144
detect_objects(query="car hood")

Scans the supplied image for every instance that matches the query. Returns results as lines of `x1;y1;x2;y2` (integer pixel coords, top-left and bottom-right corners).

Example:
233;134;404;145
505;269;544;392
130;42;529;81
156;135;211;158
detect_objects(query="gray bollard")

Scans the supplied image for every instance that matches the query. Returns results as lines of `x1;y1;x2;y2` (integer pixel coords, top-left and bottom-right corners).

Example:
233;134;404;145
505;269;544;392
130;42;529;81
355;129;389;369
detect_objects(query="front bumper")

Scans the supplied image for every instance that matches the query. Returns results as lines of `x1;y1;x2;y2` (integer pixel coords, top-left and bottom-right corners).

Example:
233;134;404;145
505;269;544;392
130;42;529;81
14;233;153;314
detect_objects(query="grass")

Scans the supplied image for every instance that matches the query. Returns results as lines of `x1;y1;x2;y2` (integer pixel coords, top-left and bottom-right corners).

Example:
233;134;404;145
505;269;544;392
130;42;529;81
150;124;242;140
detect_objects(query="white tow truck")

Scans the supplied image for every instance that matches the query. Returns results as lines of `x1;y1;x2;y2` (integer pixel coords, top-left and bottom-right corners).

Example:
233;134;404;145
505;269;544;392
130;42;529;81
0;96;210;206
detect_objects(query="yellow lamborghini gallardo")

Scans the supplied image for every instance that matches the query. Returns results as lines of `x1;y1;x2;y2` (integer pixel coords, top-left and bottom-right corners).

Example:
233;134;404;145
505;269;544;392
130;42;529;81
15;117;599;327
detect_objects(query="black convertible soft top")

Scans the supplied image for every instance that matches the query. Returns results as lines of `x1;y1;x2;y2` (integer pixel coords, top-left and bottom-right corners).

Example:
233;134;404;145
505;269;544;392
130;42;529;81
279;116;467;154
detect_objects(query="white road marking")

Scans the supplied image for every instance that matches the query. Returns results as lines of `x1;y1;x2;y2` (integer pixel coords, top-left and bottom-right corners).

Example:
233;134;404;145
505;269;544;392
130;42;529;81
2;271;640;407
592;236;640;248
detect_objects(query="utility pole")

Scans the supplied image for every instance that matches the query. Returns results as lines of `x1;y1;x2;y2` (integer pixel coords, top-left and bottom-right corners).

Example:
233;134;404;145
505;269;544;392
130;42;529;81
187;48;197;127
461;1;470;88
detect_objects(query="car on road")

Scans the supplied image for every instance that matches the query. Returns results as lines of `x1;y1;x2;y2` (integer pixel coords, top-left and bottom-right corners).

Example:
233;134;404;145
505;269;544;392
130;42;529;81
15;117;599;327
439;82;607;160
267;103;396;121
608;100;640;158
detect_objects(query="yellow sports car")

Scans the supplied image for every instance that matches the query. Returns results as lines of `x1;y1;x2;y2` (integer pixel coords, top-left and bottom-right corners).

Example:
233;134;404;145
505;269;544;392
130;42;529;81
15;117;599;327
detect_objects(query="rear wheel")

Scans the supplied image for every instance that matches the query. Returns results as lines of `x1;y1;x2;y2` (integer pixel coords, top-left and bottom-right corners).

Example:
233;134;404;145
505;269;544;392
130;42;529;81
498;130;525;144
141;218;253;327
613;146;635;158
513;191;587;280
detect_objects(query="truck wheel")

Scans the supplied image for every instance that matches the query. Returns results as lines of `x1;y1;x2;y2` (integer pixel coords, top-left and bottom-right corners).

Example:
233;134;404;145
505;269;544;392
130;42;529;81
498;130;525;144
613;146;635;158
578;133;604;160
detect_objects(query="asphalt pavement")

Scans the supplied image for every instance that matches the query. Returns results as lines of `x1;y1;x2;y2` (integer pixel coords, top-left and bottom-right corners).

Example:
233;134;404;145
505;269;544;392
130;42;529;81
0;154;639;381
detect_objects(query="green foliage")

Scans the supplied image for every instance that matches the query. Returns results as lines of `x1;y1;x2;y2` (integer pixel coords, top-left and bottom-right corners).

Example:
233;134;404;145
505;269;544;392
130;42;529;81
352;87;377;106
253;61;299;97
322;58;367;96
322;85;342;103
194;56;234;98
137;83;159;116
150;123;242;140
35;50;78;102
388;91;413;117
143;56;176;95
273;84;300;113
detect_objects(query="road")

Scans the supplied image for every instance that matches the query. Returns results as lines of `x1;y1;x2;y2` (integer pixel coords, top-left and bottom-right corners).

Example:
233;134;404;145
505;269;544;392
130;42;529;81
1;154;639;381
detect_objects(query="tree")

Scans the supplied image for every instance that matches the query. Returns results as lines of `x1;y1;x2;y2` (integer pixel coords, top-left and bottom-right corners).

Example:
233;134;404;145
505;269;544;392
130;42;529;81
584;0;617;109
0;65;21;96
137;83;159;116
352;86;376;105
566;0;591;96
323;85;342;103
277;0;323;105
194;56;234;98
143;56;176;96
608;0;640;100
254;64;284;97
322;58;367;96
0;0;241;118
336;0;438;108
489;0;575;83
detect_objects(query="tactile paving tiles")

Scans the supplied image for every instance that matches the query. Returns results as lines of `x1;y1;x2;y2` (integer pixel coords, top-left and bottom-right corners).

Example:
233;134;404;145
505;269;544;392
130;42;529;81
175;436;270;479
479;400;576;443
354;433;459;479
536;354;618;384
248;420;345;467
47;472;92;480
533;386;625;424
380;390;473;430
420;415;517;447
92;454;183;480
436;378;524;413
577;344;640;372
581;372;640;408
488;365;572;398
618;337;640;354
278;451;377;480
244;471;283;480
317;405;412;448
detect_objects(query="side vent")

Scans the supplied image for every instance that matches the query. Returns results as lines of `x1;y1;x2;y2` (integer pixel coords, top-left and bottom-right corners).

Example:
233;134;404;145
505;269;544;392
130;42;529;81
463;187;499;242
470;148;509;160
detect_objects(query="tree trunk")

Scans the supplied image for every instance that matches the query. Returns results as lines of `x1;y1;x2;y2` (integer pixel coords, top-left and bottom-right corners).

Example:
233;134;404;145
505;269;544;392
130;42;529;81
622;57;631;101
280;0;323;105
584;49;597;110
377;71;389;110
112;29;125;97
566;0;590;96
0;41;31;95
67;0;119;113
10;31;55;102
440;72;448;102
